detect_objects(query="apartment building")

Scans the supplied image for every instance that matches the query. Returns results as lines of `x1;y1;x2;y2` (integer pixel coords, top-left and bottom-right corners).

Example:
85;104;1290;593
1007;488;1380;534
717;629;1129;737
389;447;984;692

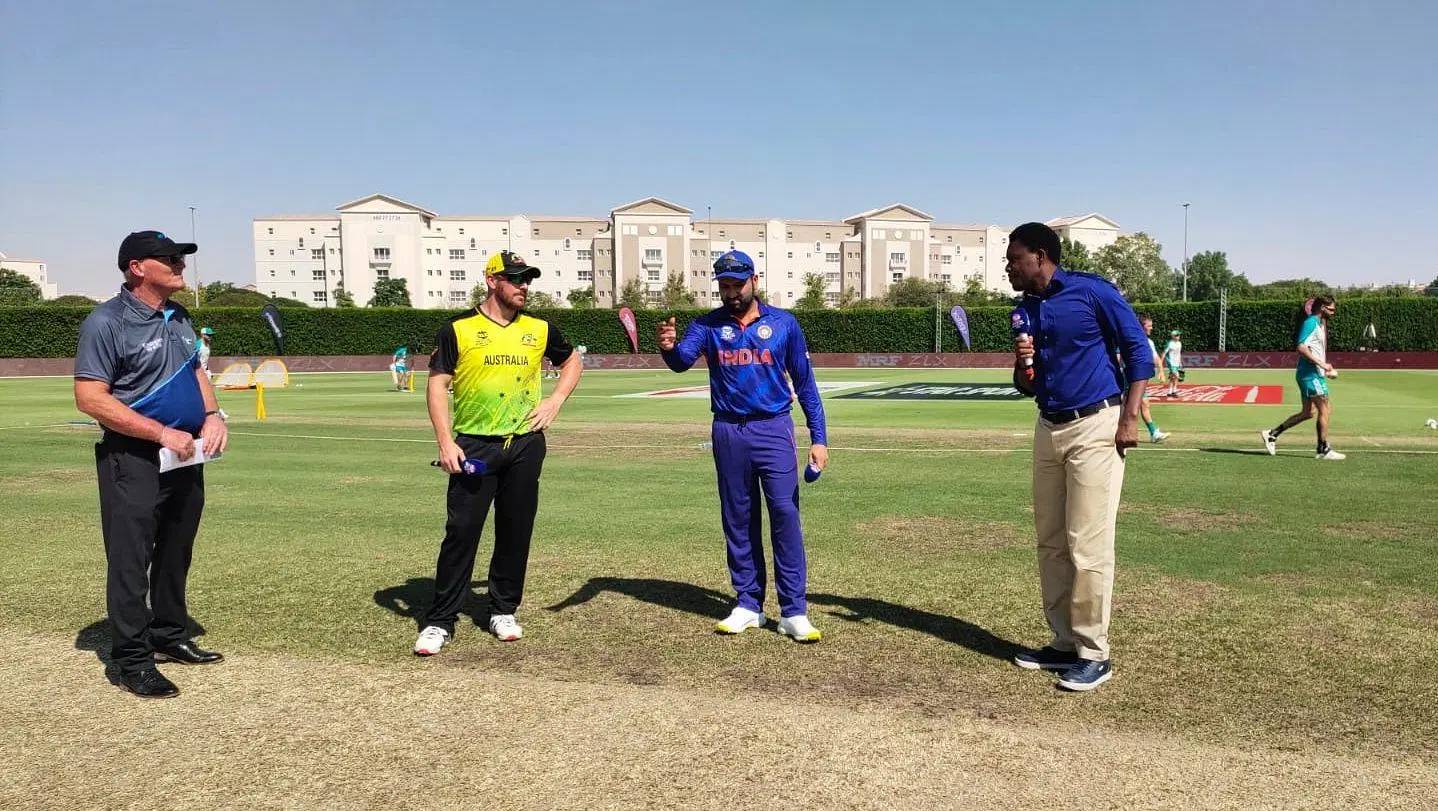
253;194;1120;308
0;252;58;299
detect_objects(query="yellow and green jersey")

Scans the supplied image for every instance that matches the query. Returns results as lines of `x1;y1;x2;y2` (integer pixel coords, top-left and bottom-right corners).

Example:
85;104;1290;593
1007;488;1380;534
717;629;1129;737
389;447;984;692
430;309;574;437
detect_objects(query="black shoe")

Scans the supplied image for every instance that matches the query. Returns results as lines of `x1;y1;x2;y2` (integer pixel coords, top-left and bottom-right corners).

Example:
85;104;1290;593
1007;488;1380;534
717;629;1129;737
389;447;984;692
119;668;179;698
154;640;224;665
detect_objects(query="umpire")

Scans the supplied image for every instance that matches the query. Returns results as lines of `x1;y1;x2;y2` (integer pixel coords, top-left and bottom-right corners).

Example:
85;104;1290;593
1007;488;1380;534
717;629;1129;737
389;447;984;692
1005;222;1151;692
74;231;230;698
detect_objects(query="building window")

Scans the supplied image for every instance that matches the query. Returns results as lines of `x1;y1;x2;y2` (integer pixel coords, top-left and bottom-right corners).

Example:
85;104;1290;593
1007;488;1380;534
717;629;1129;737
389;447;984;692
470;238;476;248
290;270;296;276
578;270;594;281
872;229;886;239
312;290;328;303
376;268;389;279
711;291;721;301
757;251;764;258
786;231;793;239
622;224;637;236
373;247;390;261
787;291;794;299
458;228;465;235
890;252;907;264
644;248;662;261
502;227;508;235
451;269;466;281
711;251;723;259
647;270;661;282
298;238;304;247
892;272;904;282
533;250;540;257
824;292;838;304
941;274;952;283
311;248;324;260
563;238;572;250
533;228;540;237
268;270;275;277
449;249;465;260
312;270;325;281
825;252;840;263
449;291;467;304
268;249;275;256
266;227;273;234
787;252;793;258
826;272;840;285
309;227;316;235
941;254;953;264
825;232;831;239
577;249;593;261
787;272;793;279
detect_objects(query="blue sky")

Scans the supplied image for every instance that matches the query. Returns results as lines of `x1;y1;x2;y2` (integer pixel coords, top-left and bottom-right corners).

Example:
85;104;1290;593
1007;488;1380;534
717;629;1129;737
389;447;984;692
2;0;1435;296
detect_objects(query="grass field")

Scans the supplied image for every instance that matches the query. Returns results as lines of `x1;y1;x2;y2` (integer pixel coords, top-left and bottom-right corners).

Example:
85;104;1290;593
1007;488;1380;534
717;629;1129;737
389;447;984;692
2;367;1436;809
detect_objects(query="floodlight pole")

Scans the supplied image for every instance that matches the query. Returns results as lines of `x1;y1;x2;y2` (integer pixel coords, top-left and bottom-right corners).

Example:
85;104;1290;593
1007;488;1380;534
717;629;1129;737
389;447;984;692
1181;202;1190;302
189;205;200;308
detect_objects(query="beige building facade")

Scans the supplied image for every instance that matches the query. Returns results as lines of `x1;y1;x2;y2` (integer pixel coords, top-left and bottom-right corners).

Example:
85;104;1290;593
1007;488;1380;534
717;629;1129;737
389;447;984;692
0;252;59;299
253;194;1120;308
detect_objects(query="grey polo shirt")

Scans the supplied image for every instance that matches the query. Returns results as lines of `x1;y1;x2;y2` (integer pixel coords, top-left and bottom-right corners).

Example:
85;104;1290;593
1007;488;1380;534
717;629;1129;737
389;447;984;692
75;287;207;434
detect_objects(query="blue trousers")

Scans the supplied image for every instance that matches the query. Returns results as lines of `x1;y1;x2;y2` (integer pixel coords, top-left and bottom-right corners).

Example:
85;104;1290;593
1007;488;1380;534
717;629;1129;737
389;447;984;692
711;414;808;617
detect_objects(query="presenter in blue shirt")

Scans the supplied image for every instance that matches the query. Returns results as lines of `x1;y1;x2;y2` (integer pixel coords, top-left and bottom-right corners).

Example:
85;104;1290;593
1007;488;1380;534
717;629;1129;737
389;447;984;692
656;250;829;642
1006;223;1152;691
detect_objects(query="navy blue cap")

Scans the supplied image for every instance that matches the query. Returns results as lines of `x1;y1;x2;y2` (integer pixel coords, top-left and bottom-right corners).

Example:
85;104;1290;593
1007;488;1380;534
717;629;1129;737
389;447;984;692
712;250;756;280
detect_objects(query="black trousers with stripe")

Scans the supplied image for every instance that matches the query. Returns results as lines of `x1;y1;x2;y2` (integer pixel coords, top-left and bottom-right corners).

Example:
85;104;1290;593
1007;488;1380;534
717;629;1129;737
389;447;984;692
426;432;546;633
95;432;206;675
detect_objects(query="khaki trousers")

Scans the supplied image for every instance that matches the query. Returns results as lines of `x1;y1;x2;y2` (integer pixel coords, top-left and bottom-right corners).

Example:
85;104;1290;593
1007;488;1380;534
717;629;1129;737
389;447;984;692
1032;405;1124;662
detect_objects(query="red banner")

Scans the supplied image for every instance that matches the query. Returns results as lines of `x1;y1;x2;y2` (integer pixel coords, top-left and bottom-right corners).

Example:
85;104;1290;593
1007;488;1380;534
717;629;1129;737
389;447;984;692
617;307;639;353
1146;384;1285;404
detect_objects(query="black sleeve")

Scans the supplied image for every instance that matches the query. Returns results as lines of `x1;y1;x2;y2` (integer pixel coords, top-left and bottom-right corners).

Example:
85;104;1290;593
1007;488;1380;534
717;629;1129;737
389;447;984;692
430;322;459;374
543;321;574;366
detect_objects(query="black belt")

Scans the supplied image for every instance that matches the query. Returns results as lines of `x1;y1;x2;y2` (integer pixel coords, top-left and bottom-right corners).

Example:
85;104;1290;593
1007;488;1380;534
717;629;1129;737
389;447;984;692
1041;395;1122;425
713;409;789;425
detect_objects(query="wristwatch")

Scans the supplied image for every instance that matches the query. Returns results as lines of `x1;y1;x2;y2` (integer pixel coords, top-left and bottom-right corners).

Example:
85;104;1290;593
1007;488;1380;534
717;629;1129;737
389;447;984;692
206;409;229;422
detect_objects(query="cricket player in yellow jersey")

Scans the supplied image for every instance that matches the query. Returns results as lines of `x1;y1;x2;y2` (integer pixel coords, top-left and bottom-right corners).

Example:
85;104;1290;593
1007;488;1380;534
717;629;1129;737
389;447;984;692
413;251;583;655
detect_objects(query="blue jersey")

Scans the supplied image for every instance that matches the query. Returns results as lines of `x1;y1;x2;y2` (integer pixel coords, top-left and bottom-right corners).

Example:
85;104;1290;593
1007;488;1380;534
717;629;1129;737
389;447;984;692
661;302;828;445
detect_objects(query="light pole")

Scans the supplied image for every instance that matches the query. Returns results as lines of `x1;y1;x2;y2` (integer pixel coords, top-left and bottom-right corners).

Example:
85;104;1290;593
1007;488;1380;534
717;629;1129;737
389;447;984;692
1181;202;1190;301
189;205;201;308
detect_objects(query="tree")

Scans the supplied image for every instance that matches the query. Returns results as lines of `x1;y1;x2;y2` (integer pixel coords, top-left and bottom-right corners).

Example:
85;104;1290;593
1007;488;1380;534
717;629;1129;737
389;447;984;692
566;286;597;309
333;286;356;307
617;277;648;310
1183;251;1253;301
470;281;489;307
525;290;560;308
368;278;412;307
1059;237;1095;274
956;275;1017;308
1093;233;1177;302
0;268;43;306
837;288;861;308
884;277;947;308
1426;276;1438;297
46;294;98;307
1249;278;1334;300
657;271;701;309
794;273;828;309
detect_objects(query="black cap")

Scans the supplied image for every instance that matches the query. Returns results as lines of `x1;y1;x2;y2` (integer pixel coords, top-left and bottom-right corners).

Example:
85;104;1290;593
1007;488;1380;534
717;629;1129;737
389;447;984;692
118;230;198;272
486;250;541;282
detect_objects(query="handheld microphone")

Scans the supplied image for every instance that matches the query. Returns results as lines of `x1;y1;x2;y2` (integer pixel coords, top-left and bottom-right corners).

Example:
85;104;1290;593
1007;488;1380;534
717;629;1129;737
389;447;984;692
1010;308;1035;382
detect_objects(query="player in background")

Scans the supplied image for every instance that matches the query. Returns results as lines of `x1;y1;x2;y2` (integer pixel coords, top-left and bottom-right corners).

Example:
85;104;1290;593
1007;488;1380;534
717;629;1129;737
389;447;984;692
1260;296;1344;460
1162;329;1184;397
390;346;411;391
1135;316;1169;442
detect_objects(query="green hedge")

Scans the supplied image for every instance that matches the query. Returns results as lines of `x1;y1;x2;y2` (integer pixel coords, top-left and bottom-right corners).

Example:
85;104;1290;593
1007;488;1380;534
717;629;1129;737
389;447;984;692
3;298;1435;358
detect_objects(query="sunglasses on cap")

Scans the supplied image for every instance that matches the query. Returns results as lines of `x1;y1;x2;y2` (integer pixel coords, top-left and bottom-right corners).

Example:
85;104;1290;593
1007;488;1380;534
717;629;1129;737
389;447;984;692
713;255;753;274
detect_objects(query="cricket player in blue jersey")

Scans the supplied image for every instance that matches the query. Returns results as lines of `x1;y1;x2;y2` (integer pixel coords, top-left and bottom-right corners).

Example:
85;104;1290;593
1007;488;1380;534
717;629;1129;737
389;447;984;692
657;250;829;642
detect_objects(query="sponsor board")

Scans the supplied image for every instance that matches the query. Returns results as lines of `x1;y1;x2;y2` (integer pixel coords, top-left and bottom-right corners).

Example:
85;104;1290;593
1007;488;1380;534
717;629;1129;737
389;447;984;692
619;381;882;399
837;382;1027;400
1147;384;1284;404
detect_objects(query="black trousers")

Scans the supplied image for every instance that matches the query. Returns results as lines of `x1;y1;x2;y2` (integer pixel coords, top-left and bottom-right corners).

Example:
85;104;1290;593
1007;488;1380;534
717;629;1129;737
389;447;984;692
426;432;546;633
95;432;205;675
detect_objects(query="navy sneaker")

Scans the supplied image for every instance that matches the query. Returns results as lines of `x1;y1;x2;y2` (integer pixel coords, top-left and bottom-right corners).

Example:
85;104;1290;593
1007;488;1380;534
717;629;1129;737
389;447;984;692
1013;646;1079;671
1058;659;1112;691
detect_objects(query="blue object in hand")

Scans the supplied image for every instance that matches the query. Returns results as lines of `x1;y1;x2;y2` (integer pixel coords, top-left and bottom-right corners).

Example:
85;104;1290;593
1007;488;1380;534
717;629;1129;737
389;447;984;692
803;463;822;483
431;459;487;475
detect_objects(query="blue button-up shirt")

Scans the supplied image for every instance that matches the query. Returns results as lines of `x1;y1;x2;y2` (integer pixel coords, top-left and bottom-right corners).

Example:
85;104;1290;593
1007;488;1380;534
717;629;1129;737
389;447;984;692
1019;268;1153;412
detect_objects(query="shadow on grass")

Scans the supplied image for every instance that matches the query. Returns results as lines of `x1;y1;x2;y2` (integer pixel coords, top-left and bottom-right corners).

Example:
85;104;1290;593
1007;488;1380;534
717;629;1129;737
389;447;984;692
808;593;1023;662
1199;447;1287;457
544;577;732;620
75;616;209;683
373;577;491;631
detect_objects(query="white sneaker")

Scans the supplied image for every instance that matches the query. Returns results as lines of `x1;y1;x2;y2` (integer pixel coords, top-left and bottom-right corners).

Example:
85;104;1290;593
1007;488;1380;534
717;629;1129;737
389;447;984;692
413;625;450;656
488;614;523;641
1151;430;1169;443
1316;448;1346;460
777;614;822;643
714;607;766;634
1260;430;1277;456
